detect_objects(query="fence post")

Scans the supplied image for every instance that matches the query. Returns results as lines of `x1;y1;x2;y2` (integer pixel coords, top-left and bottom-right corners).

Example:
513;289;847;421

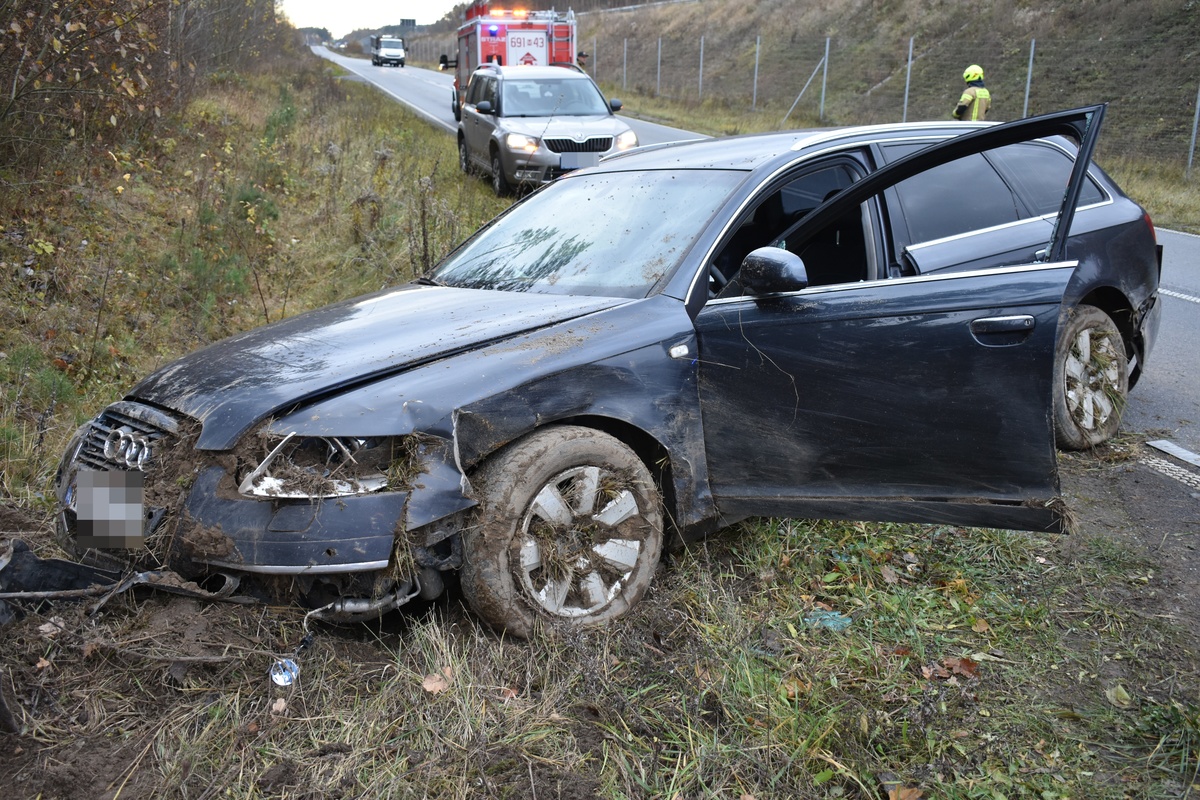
903;36;913;123
699;36;704;100
820;37;830;121
1023;39;1036;118
753;35;760;110
623;38;627;91
1188;82;1200;180
657;37;662;96
593;36;597;76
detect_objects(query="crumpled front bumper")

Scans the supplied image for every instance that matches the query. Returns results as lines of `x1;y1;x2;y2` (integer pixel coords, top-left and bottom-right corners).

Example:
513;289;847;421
56;408;476;578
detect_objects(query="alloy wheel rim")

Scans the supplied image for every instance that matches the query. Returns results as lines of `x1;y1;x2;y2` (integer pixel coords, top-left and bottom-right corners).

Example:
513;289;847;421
514;465;646;618
1063;326;1122;432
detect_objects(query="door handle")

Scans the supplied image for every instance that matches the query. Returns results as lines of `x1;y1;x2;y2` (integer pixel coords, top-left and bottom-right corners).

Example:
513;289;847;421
970;315;1035;335
969;315;1036;346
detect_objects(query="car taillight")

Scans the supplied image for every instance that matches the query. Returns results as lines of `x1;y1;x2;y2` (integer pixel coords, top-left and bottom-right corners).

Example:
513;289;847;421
1143;210;1156;243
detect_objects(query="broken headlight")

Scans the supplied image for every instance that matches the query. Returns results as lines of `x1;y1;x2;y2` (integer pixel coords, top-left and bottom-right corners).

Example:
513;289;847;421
237;433;400;499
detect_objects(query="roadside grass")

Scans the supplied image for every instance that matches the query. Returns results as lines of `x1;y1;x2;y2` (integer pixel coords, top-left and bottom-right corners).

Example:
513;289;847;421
0;59;504;509
2;56;1197;798
5;514;1197;797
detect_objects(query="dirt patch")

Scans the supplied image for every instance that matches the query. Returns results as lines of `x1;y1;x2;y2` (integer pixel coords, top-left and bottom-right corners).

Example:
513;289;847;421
1058;437;1200;646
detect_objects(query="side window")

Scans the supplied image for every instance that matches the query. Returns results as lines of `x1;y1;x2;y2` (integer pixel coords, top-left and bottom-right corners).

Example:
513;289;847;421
986;142;1106;215
466;76;484;105
481;77;498;107
710;163;863;297
883;145;1021;244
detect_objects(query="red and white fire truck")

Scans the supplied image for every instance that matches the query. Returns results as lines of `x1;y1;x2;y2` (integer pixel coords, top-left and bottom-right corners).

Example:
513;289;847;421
439;2;579;121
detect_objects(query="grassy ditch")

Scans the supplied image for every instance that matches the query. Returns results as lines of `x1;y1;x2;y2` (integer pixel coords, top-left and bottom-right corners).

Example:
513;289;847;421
1;57;1197;799
0;60;504;506
3;509;1197;797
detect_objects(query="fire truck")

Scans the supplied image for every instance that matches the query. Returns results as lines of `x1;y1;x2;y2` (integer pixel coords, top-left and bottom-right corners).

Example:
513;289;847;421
439;2;578;121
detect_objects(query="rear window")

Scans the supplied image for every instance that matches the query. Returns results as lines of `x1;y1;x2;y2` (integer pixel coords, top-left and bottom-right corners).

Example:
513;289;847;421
883;149;1021;244
986;142;1106;215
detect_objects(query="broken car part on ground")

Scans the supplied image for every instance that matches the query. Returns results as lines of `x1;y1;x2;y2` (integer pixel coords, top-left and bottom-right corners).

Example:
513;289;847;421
43;106;1160;638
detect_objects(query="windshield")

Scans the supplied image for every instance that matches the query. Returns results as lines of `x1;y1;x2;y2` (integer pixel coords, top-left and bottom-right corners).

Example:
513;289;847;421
381;38;403;47
432;170;744;297
501;78;608;117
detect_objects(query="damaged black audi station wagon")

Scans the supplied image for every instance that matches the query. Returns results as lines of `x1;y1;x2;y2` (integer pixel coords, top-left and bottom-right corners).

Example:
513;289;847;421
55;106;1161;637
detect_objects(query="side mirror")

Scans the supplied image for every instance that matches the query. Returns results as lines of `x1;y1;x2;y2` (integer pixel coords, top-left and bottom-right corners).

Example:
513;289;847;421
476;100;494;115
609;98;623;111
439;55;449;68
741;247;809;296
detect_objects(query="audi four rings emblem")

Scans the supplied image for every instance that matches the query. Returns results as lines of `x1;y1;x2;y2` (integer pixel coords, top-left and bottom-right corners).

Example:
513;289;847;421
104;428;153;469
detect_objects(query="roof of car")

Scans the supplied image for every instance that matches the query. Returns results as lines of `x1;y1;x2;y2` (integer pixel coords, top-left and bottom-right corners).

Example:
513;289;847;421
597;120;994;173
474;64;592;80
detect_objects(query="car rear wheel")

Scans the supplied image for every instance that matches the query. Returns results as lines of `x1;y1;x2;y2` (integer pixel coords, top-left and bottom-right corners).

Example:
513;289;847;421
461;426;663;639
1054;304;1128;450
490;151;511;197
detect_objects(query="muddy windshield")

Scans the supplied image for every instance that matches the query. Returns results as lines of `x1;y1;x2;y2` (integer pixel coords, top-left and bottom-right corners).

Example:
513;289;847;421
432;170;743;297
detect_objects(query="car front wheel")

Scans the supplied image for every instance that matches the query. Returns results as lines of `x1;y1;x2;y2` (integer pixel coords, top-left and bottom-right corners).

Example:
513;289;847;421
490;151;511;196
458;137;470;174
462;426;663;639
1053;304;1128;450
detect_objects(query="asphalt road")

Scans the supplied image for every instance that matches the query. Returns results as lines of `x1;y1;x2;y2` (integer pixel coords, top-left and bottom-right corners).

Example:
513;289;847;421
313;48;705;147
1125;228;1200;455
314;47;1199;462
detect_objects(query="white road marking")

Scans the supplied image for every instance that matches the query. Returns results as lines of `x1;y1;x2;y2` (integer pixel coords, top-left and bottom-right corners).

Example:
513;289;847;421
1161;288;1200;305
1139;456;1200;492
1148;440;1200;468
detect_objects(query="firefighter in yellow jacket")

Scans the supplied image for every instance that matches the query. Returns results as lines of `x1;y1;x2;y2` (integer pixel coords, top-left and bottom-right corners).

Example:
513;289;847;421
953;64;991;121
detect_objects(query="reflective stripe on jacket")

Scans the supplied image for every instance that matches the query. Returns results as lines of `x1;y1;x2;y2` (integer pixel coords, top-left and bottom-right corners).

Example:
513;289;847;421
955;86;991;121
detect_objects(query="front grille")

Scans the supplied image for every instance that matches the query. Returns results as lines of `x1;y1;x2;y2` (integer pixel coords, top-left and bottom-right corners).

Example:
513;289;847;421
78;401;180;472
544;136;612;154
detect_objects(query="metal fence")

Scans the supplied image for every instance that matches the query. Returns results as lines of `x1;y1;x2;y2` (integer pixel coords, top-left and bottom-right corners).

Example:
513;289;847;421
405;31;1200;179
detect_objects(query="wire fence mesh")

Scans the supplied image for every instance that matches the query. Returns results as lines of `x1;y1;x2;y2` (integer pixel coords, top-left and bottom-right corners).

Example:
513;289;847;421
407;29;1200;177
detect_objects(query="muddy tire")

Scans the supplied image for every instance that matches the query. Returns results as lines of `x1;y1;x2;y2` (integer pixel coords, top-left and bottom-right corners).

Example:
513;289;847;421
461;426;663;639
458;137;470;174
490;150;511;197
1053;304;1128;450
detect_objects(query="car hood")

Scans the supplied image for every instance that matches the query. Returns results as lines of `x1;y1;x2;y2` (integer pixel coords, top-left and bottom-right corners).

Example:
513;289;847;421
503;114;632;141
129;285;624;449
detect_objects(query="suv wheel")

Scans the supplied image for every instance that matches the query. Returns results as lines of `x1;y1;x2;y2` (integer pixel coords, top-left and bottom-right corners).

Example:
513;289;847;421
490;150;511;197
458;137;471;174
1053;304;1128;450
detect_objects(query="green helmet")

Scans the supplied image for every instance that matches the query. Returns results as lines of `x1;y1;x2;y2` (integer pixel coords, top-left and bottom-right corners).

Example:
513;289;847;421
963;64;984;82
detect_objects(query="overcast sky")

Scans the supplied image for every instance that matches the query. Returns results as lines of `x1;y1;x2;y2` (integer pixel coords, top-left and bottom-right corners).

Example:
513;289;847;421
278;0;463;36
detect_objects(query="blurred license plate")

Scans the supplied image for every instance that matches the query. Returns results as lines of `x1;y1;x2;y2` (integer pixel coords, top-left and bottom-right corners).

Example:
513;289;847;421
75;469;146;549
560;152;600;169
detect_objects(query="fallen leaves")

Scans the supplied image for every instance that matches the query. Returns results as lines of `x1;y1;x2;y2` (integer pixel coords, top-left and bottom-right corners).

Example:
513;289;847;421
422;666;454;695
37;618;66;639
921;656;980;681
944;656;979;678
1105;684;1132;708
